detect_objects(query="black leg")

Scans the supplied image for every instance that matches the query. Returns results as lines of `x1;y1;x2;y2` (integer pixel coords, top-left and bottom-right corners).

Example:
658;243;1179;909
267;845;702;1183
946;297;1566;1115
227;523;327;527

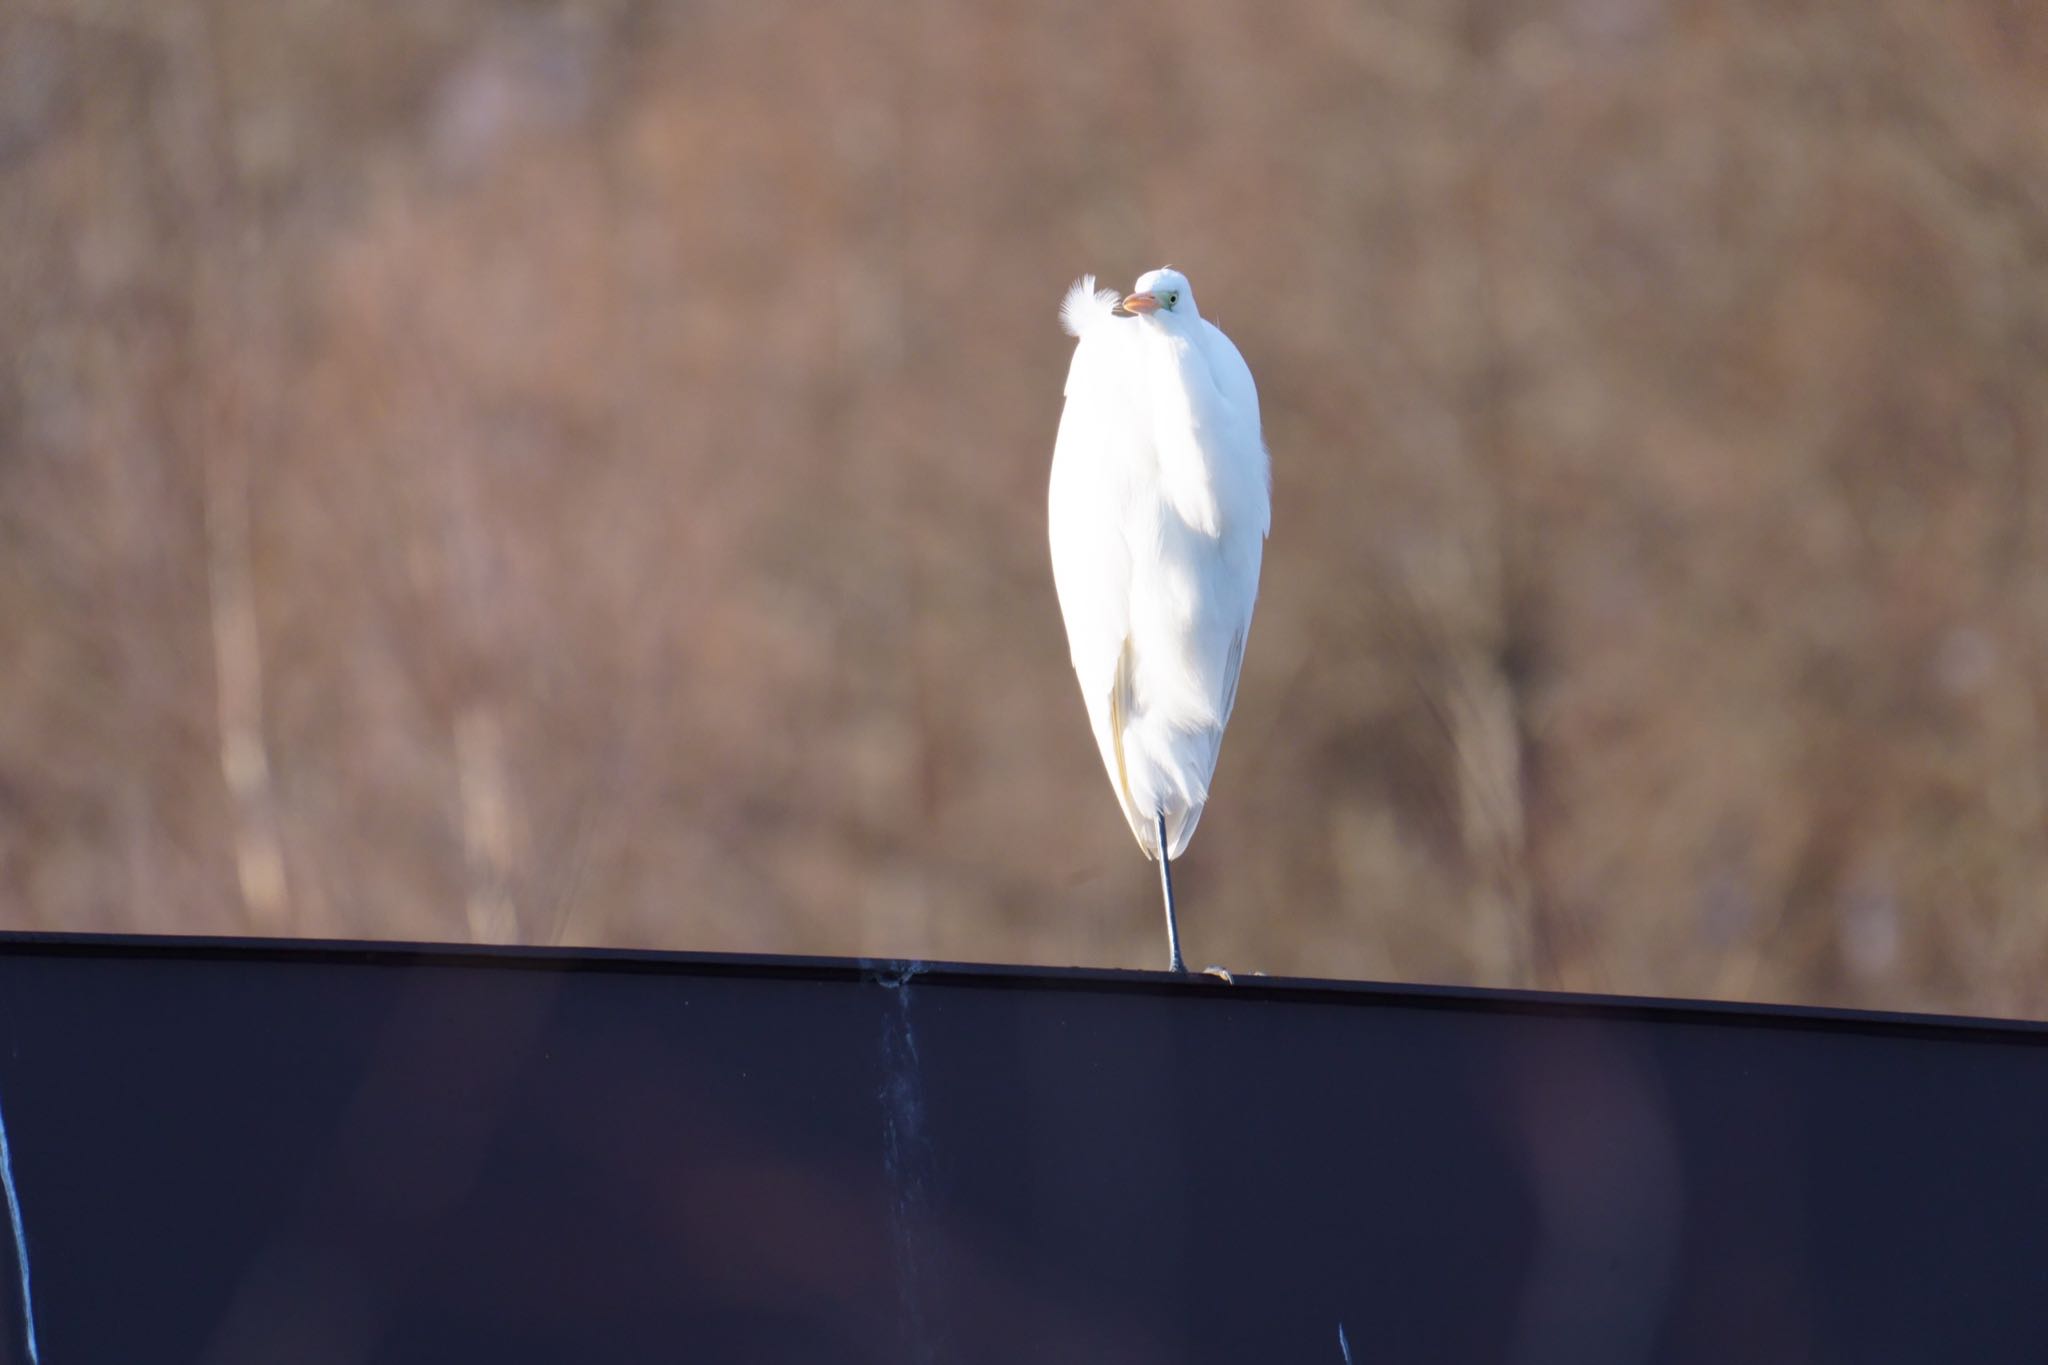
1157;812;1185;974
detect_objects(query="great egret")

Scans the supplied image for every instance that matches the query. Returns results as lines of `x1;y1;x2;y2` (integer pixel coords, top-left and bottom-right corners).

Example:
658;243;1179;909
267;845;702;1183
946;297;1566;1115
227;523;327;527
1048;267;1271;973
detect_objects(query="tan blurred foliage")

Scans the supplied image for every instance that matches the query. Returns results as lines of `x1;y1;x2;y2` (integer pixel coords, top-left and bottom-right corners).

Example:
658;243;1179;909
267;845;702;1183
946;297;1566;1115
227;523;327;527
2;0;2046;1015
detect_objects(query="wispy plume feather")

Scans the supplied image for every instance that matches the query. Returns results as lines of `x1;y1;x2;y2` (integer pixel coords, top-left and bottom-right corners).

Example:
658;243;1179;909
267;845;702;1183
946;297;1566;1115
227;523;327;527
1059;275;1120;338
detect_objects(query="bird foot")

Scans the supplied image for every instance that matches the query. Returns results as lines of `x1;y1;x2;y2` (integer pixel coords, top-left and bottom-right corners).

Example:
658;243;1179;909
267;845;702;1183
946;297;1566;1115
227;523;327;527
1200;965;1236;984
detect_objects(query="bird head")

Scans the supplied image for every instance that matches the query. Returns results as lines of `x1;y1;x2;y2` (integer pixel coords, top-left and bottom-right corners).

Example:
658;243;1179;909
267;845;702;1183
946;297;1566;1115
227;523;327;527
1112;267;1197;323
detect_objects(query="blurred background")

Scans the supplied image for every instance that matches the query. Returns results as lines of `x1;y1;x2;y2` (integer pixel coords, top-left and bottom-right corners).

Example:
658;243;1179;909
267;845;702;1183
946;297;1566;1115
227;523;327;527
1;0;2044;1016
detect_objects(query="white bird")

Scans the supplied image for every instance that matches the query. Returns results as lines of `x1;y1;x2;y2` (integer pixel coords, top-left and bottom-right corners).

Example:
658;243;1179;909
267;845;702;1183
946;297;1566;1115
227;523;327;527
1048;266;1271;973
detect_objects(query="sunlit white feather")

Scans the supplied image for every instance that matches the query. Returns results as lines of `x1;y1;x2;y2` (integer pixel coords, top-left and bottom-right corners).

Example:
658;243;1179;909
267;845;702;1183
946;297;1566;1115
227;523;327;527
1048;268;1270;860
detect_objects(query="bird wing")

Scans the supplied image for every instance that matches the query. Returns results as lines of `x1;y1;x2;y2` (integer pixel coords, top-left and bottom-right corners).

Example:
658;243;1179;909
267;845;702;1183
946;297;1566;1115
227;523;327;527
1197;319;1272;536
1155;317;1267;732
1143;318;1268;858
1050;284;1153;846
1186;316;1269;736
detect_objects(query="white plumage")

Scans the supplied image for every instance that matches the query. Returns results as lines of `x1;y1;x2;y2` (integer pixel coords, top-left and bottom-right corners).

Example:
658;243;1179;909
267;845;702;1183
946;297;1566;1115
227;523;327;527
1048;266;1270;904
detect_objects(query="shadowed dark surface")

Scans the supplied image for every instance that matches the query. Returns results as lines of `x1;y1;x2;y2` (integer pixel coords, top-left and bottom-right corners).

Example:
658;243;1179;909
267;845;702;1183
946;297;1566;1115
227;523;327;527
0;935;2043;1364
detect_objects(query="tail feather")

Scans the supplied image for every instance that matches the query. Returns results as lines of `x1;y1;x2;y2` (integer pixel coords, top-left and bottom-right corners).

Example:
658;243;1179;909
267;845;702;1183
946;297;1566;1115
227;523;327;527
1142;802;1204;862
1116;716;1222;861
1059;275;1120;338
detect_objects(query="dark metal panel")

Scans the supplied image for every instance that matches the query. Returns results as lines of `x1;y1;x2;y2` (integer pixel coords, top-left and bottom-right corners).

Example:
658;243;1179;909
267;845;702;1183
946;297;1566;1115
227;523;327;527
0;934;2042;1363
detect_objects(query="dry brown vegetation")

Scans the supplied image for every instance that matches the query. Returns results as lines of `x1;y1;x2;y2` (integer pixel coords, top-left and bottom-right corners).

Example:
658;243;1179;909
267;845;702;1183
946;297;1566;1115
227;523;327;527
3;0;2046;1015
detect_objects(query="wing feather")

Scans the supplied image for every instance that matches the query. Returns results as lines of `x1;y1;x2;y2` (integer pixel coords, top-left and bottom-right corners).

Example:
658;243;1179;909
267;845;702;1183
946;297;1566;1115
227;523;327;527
1050;283;1149;842
1197;320;1272;536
